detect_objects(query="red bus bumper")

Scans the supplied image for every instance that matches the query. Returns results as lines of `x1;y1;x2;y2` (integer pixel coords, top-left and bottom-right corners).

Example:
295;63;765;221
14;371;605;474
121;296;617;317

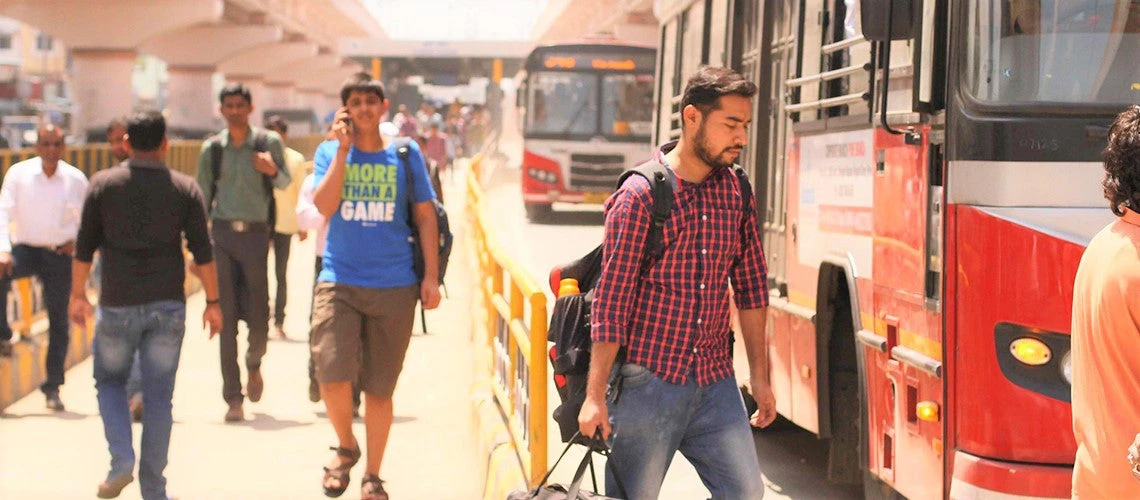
950;450;1071;499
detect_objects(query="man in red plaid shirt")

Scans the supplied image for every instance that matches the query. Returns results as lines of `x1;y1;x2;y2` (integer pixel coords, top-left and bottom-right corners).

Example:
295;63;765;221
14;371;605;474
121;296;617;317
579;66;774;499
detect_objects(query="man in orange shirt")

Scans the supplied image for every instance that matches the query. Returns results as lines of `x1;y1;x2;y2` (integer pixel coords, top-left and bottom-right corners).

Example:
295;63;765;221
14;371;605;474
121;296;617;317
1072;104;1140;498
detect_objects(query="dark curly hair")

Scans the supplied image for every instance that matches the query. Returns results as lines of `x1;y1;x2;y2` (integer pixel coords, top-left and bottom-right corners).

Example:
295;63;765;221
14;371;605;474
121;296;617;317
1103;105;1140;216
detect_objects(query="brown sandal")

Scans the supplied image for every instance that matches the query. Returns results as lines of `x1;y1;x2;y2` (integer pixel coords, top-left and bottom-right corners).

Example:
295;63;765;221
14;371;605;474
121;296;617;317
322;444;361;498
361;475;388;500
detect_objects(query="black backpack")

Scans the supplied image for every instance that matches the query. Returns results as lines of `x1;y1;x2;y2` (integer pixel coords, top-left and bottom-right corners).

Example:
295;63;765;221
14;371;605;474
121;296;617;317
547;159;754;443
394;138;454;285
207;129;276;229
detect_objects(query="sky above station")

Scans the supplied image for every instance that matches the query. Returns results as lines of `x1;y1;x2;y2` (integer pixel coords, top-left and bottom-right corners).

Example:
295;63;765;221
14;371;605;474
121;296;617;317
364;0;548;41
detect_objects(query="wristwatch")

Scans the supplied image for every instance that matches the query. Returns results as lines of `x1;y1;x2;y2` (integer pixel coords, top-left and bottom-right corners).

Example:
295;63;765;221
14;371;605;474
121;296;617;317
206;298;220;305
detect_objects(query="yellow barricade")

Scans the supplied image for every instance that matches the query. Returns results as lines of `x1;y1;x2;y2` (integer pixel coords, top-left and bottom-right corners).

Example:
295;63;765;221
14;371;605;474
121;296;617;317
466;156;549;487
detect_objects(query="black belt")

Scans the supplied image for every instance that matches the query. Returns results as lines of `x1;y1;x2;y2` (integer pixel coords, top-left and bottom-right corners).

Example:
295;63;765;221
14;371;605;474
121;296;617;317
215;220;270;233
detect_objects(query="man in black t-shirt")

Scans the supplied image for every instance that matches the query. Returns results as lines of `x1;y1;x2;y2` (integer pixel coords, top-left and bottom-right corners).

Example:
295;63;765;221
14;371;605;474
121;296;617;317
70;111;223;500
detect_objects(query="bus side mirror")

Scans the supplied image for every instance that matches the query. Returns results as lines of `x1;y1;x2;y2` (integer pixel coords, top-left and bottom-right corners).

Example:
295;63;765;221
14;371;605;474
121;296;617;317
860;0;916;41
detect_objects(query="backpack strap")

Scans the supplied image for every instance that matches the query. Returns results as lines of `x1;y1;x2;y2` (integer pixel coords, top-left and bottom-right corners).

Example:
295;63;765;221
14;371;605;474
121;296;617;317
207;133;224;210
616;159;675;271
731;165;755;263
253;129;277;227
394;137;415;201
394;137;419;227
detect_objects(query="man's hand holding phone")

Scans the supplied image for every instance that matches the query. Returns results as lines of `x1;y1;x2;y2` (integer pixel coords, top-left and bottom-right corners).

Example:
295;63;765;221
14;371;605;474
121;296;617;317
333;107;353;148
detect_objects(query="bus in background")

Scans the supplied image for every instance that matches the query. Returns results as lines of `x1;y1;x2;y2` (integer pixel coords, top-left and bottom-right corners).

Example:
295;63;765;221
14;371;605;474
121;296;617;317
517;41;656;221
654;0;1134;498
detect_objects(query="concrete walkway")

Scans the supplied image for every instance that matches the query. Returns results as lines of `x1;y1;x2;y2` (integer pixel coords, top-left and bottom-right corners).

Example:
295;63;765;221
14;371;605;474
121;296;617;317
0;183;481;499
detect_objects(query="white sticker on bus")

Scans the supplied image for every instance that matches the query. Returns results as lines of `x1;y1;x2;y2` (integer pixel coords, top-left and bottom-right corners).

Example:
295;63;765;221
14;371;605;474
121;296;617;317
797;129;875;276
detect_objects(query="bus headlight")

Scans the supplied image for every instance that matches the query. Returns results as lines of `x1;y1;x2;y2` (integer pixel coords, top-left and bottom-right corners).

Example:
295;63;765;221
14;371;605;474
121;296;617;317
1061;351;1072;385
1010;337;1052;366
526;168;558;185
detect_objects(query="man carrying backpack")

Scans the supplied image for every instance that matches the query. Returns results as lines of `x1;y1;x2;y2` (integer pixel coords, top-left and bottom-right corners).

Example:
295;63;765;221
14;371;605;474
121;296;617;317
310;73;441;500
196;83;290;422
578;66;774;499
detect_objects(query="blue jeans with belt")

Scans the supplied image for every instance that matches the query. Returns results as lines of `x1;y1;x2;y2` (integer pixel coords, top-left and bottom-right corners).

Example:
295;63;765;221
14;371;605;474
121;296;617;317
605;363;765;499
93;300;186;500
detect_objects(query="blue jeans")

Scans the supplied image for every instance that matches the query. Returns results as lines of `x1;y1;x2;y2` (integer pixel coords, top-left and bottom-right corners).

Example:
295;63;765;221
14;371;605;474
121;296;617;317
605;364;765;500
93;300;186;500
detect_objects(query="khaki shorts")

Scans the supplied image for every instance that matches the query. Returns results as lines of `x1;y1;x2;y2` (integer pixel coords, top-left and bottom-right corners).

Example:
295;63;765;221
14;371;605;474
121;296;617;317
311;282;419;398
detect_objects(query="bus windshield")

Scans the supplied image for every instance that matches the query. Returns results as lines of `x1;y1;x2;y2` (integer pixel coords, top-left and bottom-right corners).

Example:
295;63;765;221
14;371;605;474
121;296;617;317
526;72;598;136
965;0;1140;106
602;74;654;138
525;71;654;141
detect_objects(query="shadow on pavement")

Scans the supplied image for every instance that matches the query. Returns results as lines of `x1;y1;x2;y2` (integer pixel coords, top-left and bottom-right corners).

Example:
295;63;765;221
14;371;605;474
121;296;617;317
311;412;417;425
0;409;92;420
752;425;862;499
236;412;313;431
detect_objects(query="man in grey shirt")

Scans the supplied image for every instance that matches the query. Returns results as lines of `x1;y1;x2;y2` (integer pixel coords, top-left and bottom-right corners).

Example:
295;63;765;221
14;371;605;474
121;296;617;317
71;111;222;500
196;83;290;422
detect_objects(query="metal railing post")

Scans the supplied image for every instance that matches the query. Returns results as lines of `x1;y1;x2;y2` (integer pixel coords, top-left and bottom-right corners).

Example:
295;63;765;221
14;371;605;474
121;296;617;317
528;291;548;485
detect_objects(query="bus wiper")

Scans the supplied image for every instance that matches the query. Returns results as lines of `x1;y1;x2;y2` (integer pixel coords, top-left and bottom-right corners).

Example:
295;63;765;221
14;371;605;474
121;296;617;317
560;103;591;135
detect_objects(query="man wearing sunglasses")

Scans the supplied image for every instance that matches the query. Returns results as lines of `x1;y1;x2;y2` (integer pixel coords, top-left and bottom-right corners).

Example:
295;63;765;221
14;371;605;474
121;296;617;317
0;124;89;412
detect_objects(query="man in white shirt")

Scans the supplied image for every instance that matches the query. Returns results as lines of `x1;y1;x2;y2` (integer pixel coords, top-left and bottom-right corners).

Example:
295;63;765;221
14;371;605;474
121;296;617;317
296;172;326;403
0;124;89;411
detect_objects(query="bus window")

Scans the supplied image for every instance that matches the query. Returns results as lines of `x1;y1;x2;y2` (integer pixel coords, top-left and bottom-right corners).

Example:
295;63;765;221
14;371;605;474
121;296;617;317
525;73;599;136
823;0;871;118
966;0;1140;106
602;74;655;138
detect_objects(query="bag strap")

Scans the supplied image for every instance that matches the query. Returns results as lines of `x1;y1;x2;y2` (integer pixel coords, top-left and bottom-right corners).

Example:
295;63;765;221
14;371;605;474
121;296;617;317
395;137;417;226
532;431;630;499
253;129;273;192
731;165;755;265
207;134;224;209
616;159;675;273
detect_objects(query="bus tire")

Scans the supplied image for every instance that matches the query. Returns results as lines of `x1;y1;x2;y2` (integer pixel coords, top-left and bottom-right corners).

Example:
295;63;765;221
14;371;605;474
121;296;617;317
525;203;552;222
827;371;860;484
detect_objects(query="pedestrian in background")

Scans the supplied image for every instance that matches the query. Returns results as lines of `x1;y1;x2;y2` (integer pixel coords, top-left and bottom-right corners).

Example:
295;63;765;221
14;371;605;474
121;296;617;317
310;72;441;500
296;171;326;404
106;116;148;423
71;110;222;500
196;83;290;422
265;115;308;340
0;124;88;412
1072;104;1140;498
578;67;772;499
297;170;363;415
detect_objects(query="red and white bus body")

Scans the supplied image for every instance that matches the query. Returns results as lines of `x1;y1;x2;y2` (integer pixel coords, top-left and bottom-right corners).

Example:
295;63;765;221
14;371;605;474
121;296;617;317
653;0;1133;498
517;43;657;220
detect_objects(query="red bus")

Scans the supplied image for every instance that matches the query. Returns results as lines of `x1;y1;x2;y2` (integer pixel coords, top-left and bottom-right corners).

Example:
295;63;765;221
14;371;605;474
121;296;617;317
653;0;1136;498
517;41;656;221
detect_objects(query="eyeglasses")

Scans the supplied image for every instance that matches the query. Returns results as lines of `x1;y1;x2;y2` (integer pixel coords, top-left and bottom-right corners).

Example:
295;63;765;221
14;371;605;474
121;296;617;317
38;141;64;147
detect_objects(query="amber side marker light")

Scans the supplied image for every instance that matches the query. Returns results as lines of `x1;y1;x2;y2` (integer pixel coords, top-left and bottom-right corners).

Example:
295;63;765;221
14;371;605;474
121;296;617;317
917;401;940;422
1010;337;1052;366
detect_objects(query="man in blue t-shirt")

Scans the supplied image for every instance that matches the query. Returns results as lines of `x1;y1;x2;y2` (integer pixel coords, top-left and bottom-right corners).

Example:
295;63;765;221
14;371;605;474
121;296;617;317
309;73;441;499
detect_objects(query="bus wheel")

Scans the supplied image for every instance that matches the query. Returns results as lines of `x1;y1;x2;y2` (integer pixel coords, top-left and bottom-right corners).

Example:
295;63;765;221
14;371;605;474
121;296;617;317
827;371;860;484
525;203;552;222
864;471;905;500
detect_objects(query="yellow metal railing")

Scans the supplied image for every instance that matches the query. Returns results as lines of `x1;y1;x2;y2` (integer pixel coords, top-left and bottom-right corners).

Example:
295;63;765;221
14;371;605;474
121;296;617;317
0;134;323;336
467;155;549;487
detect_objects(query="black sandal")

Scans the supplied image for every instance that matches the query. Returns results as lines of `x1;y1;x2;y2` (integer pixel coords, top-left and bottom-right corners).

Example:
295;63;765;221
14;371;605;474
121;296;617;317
361;475;389;500
322;444;361;498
